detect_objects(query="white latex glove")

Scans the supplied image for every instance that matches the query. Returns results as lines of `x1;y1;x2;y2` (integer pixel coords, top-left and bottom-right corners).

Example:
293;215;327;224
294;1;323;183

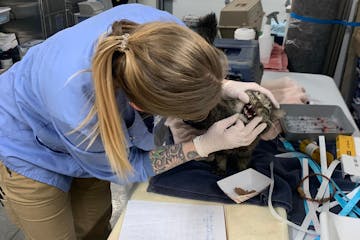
193;114;267;157
165;117;205;144
261;77;308;104
260;119;283;141
222;80;280;108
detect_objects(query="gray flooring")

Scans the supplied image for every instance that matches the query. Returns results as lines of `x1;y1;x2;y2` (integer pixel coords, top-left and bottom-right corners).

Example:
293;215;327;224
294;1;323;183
0;183;130;240
0;206;24;240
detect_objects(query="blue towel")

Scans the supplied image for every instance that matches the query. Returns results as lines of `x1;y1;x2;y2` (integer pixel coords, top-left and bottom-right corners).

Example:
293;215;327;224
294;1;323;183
148;138;357;224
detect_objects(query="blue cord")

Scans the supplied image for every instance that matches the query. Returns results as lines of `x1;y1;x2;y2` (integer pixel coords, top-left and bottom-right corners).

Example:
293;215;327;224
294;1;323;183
279;138;360;217
290;12;360;27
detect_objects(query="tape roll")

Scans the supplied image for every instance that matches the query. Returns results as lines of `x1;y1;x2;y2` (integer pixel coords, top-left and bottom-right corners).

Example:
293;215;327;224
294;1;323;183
234;28;256;40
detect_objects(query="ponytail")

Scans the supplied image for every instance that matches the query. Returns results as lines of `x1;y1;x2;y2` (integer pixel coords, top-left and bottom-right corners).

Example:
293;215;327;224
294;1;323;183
81;20;138;177
92;37;132;177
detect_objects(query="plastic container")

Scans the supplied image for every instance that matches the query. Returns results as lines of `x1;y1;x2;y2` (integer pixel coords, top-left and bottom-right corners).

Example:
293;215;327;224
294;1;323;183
259;24;274;64
0;7;10;25
299;139;334;166
213;38;263;84
280;104;355;141
234;28;256;40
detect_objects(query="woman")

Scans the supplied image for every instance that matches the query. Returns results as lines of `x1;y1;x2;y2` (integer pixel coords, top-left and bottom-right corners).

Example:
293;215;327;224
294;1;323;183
0;4;279;240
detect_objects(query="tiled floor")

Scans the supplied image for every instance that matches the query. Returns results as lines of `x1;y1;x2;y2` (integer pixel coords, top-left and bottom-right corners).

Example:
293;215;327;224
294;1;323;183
0;183;130;240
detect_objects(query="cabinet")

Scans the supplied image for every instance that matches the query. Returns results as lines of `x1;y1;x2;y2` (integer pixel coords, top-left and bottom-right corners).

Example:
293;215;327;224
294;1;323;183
0;0;68;44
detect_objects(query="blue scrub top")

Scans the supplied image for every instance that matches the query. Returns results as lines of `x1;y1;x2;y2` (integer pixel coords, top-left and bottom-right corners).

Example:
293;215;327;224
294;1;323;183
0;4;184;191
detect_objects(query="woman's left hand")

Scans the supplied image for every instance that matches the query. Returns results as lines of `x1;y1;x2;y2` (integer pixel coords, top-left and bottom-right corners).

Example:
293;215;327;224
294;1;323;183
222;80;280;108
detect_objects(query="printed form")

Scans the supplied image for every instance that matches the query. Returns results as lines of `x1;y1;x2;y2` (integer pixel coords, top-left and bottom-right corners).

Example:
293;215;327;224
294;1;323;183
119;200;227;240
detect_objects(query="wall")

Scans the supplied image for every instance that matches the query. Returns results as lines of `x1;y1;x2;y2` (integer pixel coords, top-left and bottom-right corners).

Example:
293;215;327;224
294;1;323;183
135;0;157;8
172;0;288;22
136;0;288;30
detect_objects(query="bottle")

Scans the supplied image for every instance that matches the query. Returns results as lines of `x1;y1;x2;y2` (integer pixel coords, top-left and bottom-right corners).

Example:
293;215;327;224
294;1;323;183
259;12;278;64
299;139;334;166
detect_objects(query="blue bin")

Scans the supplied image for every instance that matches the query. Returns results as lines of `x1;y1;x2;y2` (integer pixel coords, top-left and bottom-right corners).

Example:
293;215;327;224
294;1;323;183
214;38;263;84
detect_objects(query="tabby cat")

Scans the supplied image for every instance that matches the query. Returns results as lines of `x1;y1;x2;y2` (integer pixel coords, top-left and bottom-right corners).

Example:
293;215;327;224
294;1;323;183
185;90;284;175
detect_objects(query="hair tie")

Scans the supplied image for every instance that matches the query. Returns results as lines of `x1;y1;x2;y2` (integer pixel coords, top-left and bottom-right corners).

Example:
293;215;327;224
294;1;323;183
119;33;130;52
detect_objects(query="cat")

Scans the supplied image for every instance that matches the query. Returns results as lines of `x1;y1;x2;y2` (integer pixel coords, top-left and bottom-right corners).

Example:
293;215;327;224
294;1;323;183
184;90;284;175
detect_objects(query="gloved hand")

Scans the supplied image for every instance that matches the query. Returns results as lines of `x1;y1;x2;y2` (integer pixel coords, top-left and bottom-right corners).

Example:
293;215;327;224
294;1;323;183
260;119;283;141
165;117;205;144
261;77;308;104
193;114;267;157
222;80;279;108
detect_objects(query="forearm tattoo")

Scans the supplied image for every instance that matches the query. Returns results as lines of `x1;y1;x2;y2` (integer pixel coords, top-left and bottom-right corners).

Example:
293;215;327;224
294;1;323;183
150;144;187;175
186;151;200;160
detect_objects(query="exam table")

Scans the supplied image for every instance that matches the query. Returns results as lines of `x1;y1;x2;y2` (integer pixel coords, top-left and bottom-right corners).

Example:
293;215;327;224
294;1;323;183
108;71;358;240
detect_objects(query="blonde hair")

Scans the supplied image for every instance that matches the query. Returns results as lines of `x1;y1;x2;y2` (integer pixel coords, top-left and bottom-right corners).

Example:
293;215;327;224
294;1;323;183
85;20;227;177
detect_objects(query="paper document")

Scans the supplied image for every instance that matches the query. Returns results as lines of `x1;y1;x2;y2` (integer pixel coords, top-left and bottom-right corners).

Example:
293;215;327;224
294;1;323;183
119;200;227;240
320;211;360;240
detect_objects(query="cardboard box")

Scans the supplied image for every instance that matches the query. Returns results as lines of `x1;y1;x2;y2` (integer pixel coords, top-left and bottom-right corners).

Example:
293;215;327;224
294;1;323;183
336;135;360;182
340;155;360;182
336;135;360;158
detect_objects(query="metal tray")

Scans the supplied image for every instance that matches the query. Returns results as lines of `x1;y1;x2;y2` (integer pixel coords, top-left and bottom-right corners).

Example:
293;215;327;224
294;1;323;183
280;104;355;141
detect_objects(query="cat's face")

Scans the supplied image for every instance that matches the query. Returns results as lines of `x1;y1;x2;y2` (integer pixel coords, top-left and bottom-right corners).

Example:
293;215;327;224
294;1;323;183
239;90;284;132
184;90;284;173
185;90;284;133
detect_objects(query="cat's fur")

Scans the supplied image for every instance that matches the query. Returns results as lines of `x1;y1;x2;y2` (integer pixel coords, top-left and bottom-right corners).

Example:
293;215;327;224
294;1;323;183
185;90;284;175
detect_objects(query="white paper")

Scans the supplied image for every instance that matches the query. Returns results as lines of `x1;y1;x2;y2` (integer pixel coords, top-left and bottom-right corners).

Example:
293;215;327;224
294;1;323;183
119;200;226;240
320;211;360;240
